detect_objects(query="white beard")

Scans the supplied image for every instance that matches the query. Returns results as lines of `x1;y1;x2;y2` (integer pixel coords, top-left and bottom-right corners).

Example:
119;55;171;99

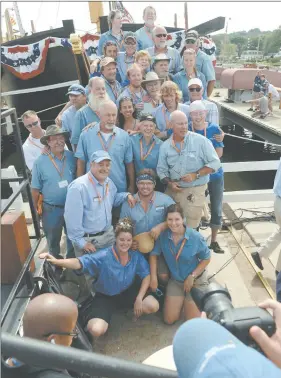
105;124;115;131
88;93;109;112
156;41;166;49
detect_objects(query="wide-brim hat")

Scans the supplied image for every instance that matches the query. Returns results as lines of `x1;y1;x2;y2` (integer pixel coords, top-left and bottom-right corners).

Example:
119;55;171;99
133;232;155;254
141;71;164;89
40;125;70;145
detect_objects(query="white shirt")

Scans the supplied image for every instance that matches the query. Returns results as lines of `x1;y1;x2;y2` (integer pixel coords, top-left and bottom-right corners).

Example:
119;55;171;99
22;131;46;171
268;84;280;100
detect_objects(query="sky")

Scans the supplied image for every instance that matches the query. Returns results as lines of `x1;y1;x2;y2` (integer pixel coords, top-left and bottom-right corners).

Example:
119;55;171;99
1;1;281;38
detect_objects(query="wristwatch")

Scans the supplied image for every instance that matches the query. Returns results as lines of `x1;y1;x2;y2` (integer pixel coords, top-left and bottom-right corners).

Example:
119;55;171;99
196;171;201;180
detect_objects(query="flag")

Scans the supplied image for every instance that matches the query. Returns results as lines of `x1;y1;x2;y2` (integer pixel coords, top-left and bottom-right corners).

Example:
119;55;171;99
115;1;134;24
80;33;100;60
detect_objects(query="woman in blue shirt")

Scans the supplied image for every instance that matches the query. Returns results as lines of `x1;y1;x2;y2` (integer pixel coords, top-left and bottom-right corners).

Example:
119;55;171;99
40;218;159;339
150;204;210;323
130;113;163;174
189;100;225;254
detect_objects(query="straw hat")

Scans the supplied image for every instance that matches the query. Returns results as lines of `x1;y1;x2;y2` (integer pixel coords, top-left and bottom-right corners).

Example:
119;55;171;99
133;232;155;254
141;71;164;89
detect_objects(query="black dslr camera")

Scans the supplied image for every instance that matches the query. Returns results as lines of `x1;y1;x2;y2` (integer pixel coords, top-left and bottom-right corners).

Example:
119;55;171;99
191;282;276;349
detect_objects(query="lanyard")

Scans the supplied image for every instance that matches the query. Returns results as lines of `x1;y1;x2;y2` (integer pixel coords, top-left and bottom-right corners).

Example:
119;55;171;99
124;53;134;74
104;77;119;100
28;136;44;150
171;137;184;154
88;173;109;203
112;246;120;262
140;138;156;160
112;31;124;50
48;154;66;179
169;238;186;262
97;132;115;152
162;105;177;130
128;86;145;104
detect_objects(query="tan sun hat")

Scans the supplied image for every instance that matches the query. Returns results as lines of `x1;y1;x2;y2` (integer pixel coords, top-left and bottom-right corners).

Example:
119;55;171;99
40;125;69;146
141;71;164;89
133;232;155;254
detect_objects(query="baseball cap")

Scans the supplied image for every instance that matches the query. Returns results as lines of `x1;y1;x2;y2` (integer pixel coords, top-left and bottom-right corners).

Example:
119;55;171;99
188;78;203;88
66;84;86;96
189;100;206;112
100;57;117;68
139;113;156;124
185;30;199;43
173;318;281;378
124;31;137;42
90;150;112;163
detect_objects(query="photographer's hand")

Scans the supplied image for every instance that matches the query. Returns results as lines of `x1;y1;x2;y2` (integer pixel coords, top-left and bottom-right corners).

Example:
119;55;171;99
250;299;281;369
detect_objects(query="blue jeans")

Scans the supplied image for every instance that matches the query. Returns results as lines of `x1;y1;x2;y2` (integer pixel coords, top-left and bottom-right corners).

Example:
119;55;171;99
42;203;75;259
208;175;224;229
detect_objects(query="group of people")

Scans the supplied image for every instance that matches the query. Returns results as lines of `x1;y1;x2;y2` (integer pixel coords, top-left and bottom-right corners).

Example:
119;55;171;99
19;5;281;355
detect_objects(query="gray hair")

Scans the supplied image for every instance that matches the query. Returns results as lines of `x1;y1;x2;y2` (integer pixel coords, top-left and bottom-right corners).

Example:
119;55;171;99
152;25;167;38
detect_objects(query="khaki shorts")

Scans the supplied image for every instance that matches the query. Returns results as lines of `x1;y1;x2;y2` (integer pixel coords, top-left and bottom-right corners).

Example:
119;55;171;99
157;254;169;276
165;184;207;228
166;270;209;301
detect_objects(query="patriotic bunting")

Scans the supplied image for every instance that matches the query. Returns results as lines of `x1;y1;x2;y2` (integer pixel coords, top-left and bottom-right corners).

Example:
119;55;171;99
80;33;100;61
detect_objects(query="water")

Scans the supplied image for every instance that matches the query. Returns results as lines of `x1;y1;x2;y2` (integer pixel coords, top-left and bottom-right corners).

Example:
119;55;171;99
221;124;280;191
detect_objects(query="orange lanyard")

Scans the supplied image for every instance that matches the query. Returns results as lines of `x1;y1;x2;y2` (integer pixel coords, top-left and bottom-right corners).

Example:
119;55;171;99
140;138;156;161
48;154;66;179
129;85;145;104
97;132;115;152
28;136;44;150
169;238;186;262
112;246;120;262
88;173;109;203
171;138;184;154
191;124;207;138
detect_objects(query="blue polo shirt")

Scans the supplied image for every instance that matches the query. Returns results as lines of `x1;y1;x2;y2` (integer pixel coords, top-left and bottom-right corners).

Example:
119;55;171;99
61;105;77;136
151;227;210;282
173;70;207;103
146;46;182;74
153;103;190;133
130;134;163;174
273;158;281;197
65;173;128;249
189;123;224;182
75;123;133;192
117;86;147;108
98;30;126;56
31;151;76;206
136;26;154;50
71;104;100;145
77;246;150;296
196;49;216;82
120;191;175;235
101;75;122;104
117;52;135;84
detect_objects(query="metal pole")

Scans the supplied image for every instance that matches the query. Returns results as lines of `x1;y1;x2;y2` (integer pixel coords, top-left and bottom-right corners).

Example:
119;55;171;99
174;14;177;28
12;1;25;36
1;333;178;378
184;2;188;30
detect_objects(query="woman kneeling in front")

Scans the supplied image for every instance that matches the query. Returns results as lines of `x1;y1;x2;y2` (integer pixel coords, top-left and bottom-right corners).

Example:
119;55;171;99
150;204;210;324
40;218;159;339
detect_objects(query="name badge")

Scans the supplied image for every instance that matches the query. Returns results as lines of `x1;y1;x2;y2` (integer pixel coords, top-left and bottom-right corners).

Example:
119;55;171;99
93;197;100;202
156;206;164;211
187;152;195;158
58;180;68;188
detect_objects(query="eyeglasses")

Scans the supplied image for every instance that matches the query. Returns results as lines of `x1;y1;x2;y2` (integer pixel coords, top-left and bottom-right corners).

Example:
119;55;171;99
43;331;78;338
125;41;136;45
185;39;196;44
189;87;201;92
25;120;39;128
155;34;167;38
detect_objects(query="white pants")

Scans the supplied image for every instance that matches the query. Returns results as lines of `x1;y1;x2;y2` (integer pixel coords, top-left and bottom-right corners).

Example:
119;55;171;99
258;196;281;272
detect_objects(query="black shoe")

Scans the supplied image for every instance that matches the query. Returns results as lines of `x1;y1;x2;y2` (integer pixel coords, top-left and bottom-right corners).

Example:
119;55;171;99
209;241;225;254
276;270;280;277
251;252;264;270
247;107;253;111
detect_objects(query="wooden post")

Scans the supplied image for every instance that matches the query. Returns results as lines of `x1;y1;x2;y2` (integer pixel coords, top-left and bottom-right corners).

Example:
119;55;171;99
184;2;188;30
30;20;36;33
174;14;177;28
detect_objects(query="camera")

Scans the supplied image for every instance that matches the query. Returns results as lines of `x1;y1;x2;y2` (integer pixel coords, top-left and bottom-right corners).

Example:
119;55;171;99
190;282;276;348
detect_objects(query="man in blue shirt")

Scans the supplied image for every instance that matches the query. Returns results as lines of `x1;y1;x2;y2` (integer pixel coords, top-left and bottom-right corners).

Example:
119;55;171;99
31;125;76;259
71;77;109;150
252;158;281;274
157;110;221;229
117;32;138;85
100;57;122;104
184;30;216;97
61;84;87;150
75;101;135;193
136;6;157;50
152;54;173;81
146;26;182;75
65;150;135;256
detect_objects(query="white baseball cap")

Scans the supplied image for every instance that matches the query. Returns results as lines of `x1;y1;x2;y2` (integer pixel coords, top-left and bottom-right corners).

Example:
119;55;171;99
188;78;203;88
189;100;206;113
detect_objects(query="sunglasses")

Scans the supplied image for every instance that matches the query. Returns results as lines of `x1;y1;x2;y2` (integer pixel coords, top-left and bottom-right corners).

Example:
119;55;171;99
43;331;78;338
125;41;136;46
25;120;39;128
156;34;167;38
185;39;196;44
189;87;201;92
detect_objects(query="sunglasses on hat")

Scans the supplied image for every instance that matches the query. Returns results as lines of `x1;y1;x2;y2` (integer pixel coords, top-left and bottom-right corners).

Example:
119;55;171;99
156;33;167;38
189;87;201;92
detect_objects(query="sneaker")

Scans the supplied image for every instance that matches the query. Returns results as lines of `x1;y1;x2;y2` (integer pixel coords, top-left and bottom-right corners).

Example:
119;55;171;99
251;252;264;270
209;241;225;254
247;107;254;111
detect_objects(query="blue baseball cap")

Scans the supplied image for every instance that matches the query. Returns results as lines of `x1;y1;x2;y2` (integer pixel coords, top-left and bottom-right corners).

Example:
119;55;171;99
90;150;112;163
66;84;86;96
173;318;280;378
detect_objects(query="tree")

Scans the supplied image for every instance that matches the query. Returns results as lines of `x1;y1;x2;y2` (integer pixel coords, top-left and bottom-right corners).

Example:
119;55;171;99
230;36;247;57
221;43;237;59
263;29;281;54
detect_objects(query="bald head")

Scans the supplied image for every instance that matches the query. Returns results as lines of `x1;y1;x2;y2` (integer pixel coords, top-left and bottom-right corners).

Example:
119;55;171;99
23;294;78;343
170;110;188;140
99;101;118;131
